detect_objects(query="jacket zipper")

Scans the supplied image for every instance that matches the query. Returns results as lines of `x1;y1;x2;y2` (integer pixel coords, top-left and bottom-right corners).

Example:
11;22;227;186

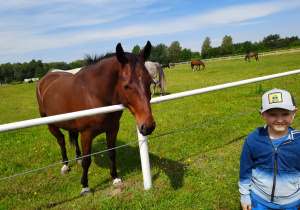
271;147;277;202
270;139;292;202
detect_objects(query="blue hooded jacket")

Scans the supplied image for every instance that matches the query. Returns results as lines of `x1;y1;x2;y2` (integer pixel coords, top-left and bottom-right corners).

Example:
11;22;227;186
239;126;300;205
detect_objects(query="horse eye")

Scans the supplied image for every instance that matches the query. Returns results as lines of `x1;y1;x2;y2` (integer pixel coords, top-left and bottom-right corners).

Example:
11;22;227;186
123;84;129;90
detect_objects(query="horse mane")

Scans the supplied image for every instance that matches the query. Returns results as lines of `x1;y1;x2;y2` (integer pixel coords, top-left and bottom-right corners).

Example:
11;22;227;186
84;53;113;66
85;52;145;73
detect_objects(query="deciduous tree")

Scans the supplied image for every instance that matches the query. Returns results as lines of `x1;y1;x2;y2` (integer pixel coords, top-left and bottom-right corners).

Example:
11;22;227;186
201;37;212;59
168;41;182;62
220;35;234;55
132;45;141;54
263;34;280;50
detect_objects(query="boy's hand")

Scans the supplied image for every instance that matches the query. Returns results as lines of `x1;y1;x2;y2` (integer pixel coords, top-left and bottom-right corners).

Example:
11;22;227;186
241;203;251;210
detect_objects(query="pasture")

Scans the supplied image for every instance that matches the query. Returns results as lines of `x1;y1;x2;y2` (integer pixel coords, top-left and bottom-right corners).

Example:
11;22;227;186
0;52;300;209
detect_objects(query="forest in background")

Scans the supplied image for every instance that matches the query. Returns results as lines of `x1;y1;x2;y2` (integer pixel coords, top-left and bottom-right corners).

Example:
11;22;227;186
0;34;299;84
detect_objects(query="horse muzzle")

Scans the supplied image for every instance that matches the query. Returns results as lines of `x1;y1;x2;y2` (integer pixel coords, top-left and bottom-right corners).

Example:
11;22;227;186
139;121;156;136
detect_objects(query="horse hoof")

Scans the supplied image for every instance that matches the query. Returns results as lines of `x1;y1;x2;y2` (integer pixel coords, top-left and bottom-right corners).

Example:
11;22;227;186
80;187;91;196
113;178;124;188
60;165;70;175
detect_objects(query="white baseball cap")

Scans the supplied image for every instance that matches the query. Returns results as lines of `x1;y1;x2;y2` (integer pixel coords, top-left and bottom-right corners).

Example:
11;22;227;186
261;88;296;113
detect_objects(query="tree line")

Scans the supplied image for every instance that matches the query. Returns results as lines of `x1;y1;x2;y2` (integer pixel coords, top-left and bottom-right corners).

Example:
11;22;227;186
1;34;299;83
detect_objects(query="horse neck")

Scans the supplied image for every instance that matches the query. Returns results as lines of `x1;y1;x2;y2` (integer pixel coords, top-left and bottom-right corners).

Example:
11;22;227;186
79;58;121;103
89;57;119;79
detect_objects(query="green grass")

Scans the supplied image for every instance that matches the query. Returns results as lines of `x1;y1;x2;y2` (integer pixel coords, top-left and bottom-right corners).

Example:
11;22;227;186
0;53;300;209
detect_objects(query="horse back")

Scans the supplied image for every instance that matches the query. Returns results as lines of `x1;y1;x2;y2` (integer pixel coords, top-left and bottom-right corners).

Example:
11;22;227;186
36;72;77;116
36;67;122;133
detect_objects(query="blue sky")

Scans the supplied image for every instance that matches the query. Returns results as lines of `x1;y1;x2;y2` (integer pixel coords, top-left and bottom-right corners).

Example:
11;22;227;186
1;0;300;64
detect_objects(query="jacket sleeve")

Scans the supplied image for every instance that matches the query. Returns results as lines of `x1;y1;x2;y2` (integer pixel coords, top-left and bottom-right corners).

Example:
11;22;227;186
238;138;254;205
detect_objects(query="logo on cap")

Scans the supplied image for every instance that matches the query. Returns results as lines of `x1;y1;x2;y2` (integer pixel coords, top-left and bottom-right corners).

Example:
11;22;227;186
268;92;282;104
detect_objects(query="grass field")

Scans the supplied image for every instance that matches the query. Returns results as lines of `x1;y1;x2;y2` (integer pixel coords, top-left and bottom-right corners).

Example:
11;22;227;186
0;52;300;209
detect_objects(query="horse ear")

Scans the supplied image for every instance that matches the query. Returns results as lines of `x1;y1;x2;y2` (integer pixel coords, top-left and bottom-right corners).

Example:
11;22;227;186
140;41;151;61
116;43;128;65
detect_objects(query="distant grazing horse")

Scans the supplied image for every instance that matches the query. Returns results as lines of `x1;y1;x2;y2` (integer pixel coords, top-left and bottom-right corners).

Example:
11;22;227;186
161;64;170;69
245;52;259;62
191;60;205;71
169;63;175;68
145;61;166;96
36;41;155;196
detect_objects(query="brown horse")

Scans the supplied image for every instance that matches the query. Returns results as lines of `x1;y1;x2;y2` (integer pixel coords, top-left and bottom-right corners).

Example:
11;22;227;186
169;63;175;68
36;41;156;196
161;64;170;69
245;52;259;62
191;60;205;71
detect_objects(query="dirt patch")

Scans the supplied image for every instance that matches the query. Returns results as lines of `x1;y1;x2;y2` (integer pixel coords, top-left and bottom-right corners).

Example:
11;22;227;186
282;82;294;85
108;188;124;197
108;181;126;197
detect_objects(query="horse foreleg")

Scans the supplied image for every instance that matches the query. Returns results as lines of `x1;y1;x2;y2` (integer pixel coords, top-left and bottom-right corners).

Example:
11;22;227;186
79;131;93;196
106;128;123;187
48;124;70;175
191;64;194;71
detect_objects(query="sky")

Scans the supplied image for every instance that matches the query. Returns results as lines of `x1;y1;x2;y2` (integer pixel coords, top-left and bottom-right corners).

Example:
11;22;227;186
1;0;300;64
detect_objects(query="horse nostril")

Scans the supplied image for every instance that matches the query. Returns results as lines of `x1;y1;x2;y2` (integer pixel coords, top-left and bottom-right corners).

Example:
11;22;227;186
140;122;156;136
140;124;147;136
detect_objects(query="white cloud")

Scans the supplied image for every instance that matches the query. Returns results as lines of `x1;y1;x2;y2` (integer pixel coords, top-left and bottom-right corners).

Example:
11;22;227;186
0;0;300;59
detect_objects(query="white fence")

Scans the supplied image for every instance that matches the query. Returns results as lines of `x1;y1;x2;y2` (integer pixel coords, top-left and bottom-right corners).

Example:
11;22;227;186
174;48;300;65
1;69;300;190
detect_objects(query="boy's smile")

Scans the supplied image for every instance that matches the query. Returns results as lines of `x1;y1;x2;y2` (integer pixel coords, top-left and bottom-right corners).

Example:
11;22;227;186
259;108;298;139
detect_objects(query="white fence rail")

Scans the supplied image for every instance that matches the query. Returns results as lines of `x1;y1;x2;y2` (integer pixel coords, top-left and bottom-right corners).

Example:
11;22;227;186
1;69;300;190
174;48;300;65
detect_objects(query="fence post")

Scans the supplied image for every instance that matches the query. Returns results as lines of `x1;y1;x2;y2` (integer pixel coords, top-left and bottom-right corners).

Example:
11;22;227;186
137;126;152;190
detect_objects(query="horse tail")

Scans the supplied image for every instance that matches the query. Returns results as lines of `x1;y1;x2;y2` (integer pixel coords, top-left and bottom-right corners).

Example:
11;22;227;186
156;64;166;92
69;132;79;147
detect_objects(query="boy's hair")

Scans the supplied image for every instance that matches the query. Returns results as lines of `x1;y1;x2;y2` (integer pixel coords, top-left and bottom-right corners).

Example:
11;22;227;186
261;88;296;113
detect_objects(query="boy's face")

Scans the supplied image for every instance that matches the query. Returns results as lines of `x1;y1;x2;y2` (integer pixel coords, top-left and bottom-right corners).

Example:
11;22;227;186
259;108;298;136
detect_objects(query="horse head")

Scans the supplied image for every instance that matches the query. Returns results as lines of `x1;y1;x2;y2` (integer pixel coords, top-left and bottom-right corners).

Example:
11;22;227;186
116;41;155;136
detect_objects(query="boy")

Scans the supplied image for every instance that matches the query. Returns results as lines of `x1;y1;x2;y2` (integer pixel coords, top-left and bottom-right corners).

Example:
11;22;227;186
239;88;299;209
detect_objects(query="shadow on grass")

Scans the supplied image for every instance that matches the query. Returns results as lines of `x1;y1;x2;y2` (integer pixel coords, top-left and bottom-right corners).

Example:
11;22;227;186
42;134;246;208
91;137;185;191
209;135;248;152
41;137;185;208
45;195;82;208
